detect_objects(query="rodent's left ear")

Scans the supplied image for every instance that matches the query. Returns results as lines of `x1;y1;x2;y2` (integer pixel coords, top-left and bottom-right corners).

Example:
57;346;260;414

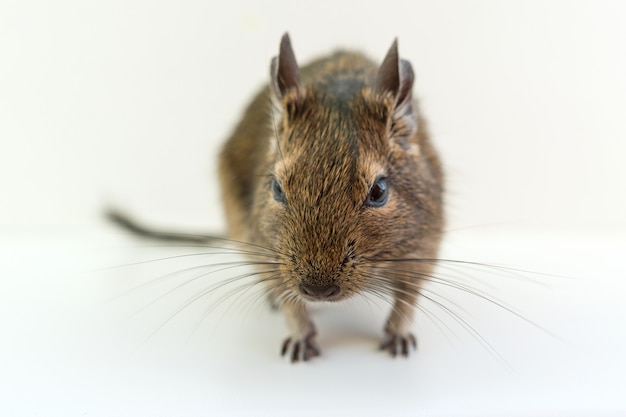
270;33;302;100
376;39;414;111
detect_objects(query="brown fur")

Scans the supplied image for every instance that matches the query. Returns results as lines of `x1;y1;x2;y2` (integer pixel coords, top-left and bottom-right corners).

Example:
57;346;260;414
218;35;444;361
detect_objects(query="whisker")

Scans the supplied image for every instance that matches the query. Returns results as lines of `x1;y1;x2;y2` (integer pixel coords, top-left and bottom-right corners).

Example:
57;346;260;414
369;268;485;315
134;270;280;351
113;260;281;301
273;288;302;308
187;273;283;343
96;248;280;272
417;290;513;372
212;274;282;324
366;276;511;369
364;283;461;350
359;285;412;327
241;279;288;318
128;262;281;317
370;266;560;338
369;257;565;285
366;274;471;319
355;290;384;317
248;279;291;313
362;284;458;352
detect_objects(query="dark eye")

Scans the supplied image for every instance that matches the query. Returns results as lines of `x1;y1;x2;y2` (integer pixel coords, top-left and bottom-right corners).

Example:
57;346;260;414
272;178;286;203
366;177;388;207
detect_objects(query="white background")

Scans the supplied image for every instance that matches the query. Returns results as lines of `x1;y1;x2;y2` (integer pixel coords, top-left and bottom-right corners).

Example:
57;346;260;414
1;0;625;232
1;1;626;416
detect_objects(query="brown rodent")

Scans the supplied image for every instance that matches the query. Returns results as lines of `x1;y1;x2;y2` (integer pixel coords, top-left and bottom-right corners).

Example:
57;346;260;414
218;33;444;361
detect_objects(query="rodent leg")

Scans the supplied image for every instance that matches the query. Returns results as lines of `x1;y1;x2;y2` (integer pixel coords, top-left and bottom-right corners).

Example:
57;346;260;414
280;301;320;362
380;273;420;357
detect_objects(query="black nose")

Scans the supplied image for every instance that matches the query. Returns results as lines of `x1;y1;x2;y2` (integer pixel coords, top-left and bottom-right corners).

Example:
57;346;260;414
299;283;340;299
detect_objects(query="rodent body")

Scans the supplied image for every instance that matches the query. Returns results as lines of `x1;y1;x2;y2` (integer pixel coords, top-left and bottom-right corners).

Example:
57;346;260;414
218;34;444;361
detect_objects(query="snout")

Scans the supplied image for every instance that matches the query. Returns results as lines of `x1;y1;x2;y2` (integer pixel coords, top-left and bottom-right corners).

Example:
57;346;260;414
299;282;341;301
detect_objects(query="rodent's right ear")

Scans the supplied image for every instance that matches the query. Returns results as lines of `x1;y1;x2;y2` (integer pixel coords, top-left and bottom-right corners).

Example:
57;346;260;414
270;33;302;100
376;39;414;110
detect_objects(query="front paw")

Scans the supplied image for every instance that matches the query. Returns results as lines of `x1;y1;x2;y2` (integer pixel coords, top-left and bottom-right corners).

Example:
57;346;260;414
379;331;417;357
281;329;320;362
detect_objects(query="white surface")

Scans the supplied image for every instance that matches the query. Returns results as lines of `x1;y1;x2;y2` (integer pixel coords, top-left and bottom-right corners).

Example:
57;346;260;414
2;1;626;416
1;228;625;416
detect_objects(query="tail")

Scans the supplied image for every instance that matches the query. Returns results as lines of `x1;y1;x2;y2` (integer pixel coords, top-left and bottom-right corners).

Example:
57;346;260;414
105;208;223;244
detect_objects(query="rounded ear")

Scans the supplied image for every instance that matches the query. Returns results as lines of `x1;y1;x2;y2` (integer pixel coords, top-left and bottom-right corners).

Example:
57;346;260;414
375;39;414;109
270;33;302;99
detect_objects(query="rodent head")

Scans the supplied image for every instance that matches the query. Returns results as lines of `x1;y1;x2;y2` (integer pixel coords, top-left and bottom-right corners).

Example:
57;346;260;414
253;34;444;304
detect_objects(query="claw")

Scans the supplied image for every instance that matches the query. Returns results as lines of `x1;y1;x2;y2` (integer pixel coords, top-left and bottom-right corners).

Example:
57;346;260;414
291;341;301;362
280;331;320;362
281;337;292;356
379;332;417;358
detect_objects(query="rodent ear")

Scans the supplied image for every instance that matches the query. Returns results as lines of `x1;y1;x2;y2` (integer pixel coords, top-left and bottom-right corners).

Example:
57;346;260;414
270;33;302;99
376;39;414;110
